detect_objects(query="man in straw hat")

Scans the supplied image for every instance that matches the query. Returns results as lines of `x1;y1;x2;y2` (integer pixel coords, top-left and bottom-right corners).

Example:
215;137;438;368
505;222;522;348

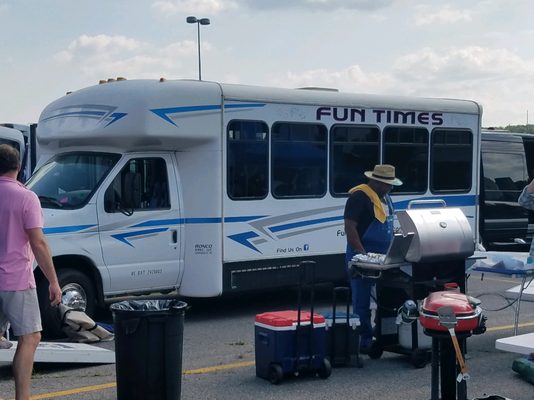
344;164;402;352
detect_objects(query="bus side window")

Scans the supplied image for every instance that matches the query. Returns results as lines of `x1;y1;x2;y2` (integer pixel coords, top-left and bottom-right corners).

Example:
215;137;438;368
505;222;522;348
227;120;269;200
330;125;380;196
383;127;428;194
271;122;327;198
431;129;473;193
104;157;170;213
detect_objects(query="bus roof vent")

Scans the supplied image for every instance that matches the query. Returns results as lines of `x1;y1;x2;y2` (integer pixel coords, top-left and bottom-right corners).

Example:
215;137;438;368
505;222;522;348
296;87;339;92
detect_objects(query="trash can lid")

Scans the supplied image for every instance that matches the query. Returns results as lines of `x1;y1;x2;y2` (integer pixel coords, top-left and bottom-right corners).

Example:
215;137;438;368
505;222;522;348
110;299;187;313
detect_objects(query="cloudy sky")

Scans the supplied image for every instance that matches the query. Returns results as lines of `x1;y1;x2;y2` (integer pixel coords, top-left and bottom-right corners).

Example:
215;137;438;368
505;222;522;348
2;0;534;127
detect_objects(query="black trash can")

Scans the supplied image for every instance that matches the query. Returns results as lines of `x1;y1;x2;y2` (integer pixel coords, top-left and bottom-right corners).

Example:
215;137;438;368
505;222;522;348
110;299;187;400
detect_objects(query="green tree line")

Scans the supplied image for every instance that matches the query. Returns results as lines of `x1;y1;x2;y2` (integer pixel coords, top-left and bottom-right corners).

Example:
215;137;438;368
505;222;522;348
484;124;534;133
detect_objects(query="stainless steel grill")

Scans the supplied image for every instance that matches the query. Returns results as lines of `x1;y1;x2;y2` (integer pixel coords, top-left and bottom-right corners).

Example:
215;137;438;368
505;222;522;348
396;207;474;263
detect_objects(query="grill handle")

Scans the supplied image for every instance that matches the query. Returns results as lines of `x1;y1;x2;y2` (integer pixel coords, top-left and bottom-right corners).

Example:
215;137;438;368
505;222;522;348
407;199;447;209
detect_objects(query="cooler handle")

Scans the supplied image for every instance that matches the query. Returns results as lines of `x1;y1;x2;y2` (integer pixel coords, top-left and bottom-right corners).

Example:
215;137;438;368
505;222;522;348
332;286;350;325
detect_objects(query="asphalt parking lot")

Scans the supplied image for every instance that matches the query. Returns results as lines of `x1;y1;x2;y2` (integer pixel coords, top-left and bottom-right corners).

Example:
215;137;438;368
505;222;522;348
1;271;533;400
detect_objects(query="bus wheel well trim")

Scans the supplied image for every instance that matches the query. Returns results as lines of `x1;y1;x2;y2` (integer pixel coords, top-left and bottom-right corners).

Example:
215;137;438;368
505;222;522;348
52;256;104;306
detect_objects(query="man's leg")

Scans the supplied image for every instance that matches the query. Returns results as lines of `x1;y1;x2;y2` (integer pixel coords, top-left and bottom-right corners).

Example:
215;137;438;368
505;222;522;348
12;331;41;400
351;277;373;349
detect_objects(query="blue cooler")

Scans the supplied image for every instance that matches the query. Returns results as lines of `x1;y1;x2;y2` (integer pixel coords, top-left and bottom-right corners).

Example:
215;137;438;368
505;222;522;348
255;310;328;383
324;311;361;367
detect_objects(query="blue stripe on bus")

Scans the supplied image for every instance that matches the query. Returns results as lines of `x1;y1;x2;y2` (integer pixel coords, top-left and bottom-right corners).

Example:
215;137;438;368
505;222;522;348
224;103;266;109
43;224;97;234
151;103;266;126
269;215;344;233
150;104;221;125
227;231;261;253
131;218;220;226
45;216;267;234
111;228;169;247
132;219;183;227
224;215;267;222
43;195;477;237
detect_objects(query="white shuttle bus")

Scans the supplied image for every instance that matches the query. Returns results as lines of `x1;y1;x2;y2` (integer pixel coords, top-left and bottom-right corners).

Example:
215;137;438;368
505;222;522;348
29;79;482;333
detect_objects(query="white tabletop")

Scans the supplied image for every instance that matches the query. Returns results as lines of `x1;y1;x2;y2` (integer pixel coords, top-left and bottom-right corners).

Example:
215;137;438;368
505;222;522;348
495;332;534;355
0;341;115;364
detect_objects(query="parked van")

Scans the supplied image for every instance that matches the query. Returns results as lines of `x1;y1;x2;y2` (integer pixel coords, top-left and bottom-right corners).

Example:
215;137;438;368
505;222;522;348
0;125;27;182
29;79;483;334
480;130;534;250
0;123;36;182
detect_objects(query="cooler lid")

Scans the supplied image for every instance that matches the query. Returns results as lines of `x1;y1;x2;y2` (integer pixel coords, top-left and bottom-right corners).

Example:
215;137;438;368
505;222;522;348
421;291;478;315
255;310;325;327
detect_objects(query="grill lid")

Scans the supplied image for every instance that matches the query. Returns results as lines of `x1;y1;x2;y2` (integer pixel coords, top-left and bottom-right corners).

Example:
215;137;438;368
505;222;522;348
396;207;474;262
421;291;480;315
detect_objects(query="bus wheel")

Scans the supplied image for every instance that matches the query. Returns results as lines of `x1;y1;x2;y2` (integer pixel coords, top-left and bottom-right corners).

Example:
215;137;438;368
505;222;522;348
37;268;96;338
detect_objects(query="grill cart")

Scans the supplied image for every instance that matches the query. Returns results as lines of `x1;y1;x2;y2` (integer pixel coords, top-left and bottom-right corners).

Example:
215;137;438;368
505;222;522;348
420;291;486;400
351;205;475;368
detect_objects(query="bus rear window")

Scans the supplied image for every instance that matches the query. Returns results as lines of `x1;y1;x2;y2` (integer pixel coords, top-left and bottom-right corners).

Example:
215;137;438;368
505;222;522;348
431;129;473;192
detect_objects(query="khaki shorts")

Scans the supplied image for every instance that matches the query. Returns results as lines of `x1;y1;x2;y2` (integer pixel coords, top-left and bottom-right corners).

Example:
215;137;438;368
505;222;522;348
0;289;42;336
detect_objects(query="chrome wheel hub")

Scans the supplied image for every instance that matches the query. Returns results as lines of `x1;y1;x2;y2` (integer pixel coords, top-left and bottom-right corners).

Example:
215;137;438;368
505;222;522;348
61;283;87;311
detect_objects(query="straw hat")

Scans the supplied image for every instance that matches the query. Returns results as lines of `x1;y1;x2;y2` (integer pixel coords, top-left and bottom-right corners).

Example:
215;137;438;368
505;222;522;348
364;164;403;186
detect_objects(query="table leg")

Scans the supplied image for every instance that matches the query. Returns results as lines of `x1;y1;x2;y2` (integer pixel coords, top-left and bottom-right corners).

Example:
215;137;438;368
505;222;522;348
513;275;527;336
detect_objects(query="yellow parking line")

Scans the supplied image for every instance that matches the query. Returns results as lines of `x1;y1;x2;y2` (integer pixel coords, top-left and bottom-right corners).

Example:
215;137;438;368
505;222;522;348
185;360;255;375
21;361;257;399
9;321;532;400
29;383;116;399
486;320;534;332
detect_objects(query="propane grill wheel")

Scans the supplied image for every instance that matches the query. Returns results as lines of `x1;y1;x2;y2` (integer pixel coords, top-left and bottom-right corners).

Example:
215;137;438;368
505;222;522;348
367;340;383;359
411;348;429;368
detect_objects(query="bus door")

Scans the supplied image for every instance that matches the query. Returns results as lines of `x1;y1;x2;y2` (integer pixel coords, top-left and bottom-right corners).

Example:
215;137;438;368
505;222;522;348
97;154;182;293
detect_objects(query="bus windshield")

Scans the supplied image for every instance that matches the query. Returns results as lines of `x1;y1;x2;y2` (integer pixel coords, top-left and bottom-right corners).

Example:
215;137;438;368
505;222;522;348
27;152;120;209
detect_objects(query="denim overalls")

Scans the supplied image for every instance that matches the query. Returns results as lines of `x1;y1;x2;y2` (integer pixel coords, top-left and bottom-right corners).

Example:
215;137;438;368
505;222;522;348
346;195;394;348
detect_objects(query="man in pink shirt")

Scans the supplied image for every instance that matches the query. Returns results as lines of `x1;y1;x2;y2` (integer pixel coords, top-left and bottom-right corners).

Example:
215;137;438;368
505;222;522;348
0;144;62;400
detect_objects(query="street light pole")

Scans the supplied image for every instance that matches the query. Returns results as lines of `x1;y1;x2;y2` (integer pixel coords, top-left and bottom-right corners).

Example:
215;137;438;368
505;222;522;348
186;16;210;81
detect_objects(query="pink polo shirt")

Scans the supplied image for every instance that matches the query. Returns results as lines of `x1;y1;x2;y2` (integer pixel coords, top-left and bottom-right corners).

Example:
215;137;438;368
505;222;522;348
0;176;43;291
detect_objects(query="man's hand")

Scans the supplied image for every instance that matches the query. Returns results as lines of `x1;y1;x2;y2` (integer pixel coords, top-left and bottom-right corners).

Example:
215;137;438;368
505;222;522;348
49;282;62;306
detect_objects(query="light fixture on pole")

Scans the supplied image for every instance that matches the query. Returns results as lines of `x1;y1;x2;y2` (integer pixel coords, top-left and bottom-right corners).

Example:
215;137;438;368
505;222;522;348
186;16;210;81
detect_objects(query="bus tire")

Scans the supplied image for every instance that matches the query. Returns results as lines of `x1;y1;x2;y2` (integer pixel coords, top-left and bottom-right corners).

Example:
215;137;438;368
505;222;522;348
37;268;96;338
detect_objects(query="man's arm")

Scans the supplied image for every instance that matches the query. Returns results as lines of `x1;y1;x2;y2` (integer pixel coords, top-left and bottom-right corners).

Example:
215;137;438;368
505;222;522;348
519;179;534;210
344;218;366;254
27;228;62;306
